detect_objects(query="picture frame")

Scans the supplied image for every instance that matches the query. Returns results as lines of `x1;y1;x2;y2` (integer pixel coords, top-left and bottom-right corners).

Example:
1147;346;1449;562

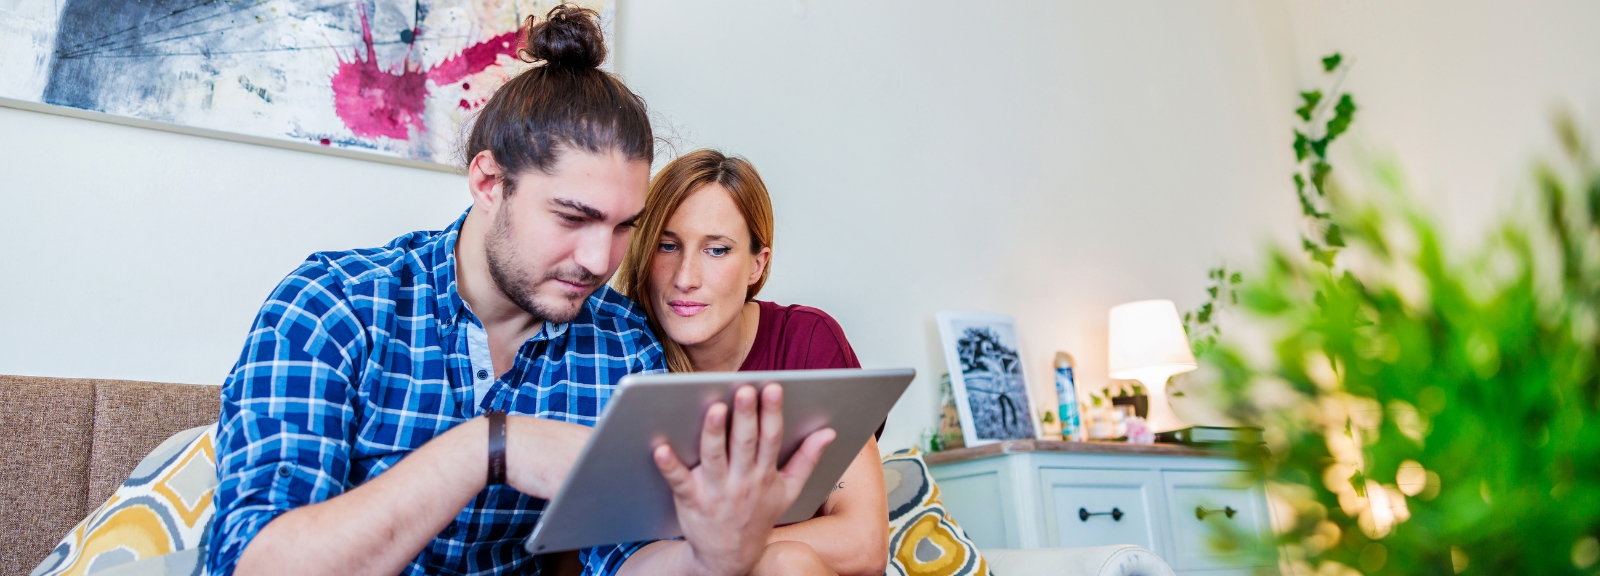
935;311;1039;446
0;0;612;169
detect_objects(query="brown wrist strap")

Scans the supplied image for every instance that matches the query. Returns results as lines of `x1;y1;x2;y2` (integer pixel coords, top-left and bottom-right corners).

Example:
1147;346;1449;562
487;411;507;485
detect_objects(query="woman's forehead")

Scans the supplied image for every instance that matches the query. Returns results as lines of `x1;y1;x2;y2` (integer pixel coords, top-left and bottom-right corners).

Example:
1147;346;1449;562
666;183;750;242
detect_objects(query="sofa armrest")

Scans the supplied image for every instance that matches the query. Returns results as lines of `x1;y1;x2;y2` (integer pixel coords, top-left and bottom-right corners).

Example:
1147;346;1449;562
982;545;1174;576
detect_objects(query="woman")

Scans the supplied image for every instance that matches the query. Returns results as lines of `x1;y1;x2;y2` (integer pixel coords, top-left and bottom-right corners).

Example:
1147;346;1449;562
615;150;889;576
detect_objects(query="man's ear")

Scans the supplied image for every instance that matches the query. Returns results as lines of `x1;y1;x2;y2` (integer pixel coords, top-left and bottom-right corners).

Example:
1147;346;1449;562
748;247;772;286
467;150;507;210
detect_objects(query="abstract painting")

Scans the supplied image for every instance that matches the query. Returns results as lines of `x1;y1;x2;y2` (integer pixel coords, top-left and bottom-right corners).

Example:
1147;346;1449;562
936;311;1038;446
0;0;612;167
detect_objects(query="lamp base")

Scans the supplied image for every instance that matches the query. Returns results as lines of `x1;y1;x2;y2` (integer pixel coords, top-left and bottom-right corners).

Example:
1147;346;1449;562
1136;376;1186;434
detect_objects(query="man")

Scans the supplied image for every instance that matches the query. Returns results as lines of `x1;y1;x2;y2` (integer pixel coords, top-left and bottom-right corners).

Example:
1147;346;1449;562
208;6;833;576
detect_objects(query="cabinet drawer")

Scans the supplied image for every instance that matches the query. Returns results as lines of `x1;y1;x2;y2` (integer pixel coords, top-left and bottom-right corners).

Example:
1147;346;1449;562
1038;468;1162;553
1162;470;1268;571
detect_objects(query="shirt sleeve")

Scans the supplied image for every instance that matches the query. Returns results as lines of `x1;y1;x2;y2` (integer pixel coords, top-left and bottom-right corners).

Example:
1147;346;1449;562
792;307;863;370
207;263;366;576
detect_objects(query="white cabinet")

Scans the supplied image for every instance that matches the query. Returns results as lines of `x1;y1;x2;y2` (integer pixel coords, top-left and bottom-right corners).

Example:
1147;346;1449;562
1040;468;1162;551
925;440;1274;576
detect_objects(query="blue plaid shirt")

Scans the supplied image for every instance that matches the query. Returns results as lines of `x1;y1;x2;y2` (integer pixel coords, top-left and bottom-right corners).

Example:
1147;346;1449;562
208;211;665;576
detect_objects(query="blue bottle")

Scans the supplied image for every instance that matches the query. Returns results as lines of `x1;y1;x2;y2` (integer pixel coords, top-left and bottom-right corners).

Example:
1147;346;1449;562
1054;352;1083;441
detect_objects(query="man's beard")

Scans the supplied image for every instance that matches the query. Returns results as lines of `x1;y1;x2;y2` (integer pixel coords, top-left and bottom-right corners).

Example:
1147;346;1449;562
484;205;603;325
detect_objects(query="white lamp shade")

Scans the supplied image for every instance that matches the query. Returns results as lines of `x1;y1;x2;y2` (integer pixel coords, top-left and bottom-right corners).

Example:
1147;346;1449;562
1108;299;1197;383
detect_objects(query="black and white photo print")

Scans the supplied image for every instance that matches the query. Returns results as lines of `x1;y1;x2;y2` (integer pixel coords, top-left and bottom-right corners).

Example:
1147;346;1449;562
936;312;1038;445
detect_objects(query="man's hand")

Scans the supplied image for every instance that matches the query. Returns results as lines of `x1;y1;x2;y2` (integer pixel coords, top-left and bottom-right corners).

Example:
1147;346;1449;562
652;384;836;576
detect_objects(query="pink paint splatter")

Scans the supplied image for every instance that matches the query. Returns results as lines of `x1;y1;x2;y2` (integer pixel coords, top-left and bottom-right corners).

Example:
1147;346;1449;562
331;6;518;140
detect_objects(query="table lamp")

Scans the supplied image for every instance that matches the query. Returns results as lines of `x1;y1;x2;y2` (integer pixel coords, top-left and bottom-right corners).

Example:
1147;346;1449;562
1108;299;1197;434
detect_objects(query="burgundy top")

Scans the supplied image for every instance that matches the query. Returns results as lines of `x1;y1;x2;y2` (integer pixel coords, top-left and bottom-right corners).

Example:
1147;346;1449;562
739;300;861;372
738;300;881;438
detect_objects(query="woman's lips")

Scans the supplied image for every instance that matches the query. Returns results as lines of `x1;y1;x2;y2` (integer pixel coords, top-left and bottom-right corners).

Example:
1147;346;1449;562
668;300;707;317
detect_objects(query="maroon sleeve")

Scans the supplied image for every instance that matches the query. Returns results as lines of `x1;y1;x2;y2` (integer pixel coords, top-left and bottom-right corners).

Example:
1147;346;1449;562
783;306;861;370
780;307;878;438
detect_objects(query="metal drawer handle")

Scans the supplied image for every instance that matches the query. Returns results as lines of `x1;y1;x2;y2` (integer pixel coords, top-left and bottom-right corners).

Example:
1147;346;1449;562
1078;507;1124;522
1195;505;1237;520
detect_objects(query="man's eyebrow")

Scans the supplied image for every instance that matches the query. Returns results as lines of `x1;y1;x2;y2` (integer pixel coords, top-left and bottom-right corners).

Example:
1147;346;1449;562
551;198;604;220
621;209;645;227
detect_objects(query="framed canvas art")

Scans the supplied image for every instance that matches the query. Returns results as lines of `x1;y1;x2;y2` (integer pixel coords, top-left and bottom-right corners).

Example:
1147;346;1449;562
0;0;612;170
936;311;1039;446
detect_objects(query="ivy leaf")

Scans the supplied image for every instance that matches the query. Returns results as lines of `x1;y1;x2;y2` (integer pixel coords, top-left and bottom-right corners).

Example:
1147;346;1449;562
1297;186;1322;218
1325;94;1357;141
1230;272;1243;285
1293;130;1310;161
1586;177;1600;227
1311;161;1332;194
1296;90;1323;122
1208;286;1219;298
1325;223;1346;247
1310;137;1329;160
1322;52;1343;72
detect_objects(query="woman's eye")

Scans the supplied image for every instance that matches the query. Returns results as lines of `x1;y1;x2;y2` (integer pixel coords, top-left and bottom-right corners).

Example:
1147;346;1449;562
707;247;730;257
658;242;679;253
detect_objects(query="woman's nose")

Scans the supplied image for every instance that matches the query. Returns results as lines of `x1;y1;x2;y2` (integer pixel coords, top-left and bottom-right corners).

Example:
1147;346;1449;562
673;254;700;291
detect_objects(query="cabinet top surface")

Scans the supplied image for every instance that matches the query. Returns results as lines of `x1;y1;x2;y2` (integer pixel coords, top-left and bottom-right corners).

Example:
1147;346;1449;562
922;439;1229;465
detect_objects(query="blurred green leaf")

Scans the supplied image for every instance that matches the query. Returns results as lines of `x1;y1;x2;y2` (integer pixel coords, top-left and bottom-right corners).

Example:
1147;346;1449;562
1322;52;1343;72
1206;116;1600;575
1327;94;1358;142
1298;90;1324;121
1326;223;1346;247
1312;160;1333;193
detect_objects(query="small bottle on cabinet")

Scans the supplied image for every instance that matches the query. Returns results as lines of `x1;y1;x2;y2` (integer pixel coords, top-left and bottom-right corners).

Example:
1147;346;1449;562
1053;352;1085;441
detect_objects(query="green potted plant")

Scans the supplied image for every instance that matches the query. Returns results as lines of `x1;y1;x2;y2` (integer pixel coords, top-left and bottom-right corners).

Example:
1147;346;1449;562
1203;114;1600;574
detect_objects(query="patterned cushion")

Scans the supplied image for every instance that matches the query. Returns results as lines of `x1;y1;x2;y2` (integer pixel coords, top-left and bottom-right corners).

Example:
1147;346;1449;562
883;448;992;576
33;425;217;576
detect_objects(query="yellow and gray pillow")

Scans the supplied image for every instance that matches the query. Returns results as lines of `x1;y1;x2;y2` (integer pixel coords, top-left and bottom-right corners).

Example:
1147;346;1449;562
883;448;992;576
33;425;216;576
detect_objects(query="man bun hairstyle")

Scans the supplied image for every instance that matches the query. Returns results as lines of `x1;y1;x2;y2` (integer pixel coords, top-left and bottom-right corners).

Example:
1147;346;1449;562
518;4;607;69
465;4;651;191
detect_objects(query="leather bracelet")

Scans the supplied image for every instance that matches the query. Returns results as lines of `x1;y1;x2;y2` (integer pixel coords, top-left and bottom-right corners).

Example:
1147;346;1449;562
487;410;507;486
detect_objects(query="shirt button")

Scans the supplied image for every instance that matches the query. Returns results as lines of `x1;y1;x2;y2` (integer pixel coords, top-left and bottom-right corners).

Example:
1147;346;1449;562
443;524;458;537
476;369;489;380
277;465;291;478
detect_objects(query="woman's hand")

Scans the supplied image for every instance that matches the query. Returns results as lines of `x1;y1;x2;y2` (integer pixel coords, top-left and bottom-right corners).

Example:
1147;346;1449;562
651;383;836;576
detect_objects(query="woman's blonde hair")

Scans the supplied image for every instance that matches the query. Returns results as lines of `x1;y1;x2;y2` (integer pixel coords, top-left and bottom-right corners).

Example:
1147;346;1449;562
615;149;775;373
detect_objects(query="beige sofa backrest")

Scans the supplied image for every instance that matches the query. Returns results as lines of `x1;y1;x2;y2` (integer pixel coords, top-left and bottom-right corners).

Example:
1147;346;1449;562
0;375;219;576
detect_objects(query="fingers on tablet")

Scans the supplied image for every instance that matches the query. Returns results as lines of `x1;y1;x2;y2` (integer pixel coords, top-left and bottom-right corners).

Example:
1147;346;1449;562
757;384;784;470
700;402;729;479
654;444;692;492
729;385;760;469
781;428;837;495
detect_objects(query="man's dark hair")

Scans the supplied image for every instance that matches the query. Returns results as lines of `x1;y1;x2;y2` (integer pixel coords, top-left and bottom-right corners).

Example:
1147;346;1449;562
463;4;652;192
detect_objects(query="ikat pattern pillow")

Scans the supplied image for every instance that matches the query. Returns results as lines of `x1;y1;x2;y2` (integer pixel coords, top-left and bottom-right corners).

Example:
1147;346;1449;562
33;425;217;576
882;448;992;576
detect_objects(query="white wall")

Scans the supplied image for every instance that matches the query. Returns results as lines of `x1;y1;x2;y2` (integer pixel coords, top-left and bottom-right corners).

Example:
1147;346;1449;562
3;0;1598;453
1285;0;1600;238
0;107;469;384
614;0;1301;451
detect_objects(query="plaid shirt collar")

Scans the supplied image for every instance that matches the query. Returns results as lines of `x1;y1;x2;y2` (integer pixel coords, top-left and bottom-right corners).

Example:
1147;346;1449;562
427;209;570;343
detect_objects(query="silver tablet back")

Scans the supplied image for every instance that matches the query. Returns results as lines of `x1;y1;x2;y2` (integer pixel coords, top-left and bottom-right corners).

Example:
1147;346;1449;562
524;368;915;554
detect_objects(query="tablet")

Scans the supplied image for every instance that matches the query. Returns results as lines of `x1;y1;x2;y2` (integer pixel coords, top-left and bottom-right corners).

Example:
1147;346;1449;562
524;368;915;554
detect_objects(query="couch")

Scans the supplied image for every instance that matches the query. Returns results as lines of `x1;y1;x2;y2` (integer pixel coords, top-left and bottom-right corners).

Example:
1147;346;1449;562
0;375;1172;576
